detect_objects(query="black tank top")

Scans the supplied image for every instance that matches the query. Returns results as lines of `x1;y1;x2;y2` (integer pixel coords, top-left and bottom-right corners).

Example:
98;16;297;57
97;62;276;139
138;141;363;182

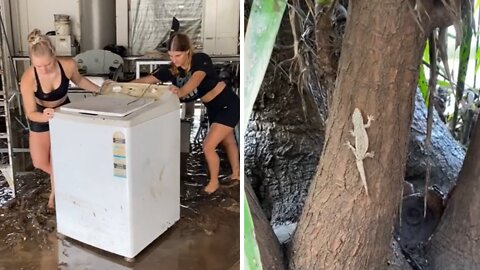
34;61;70;102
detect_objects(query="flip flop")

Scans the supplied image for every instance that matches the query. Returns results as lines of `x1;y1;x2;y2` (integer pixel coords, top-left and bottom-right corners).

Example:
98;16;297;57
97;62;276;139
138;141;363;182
219;176;240;186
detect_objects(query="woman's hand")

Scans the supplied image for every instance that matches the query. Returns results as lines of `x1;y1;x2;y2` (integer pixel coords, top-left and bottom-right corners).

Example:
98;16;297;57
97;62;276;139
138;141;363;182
169;85;180;96
43;108;54;122
102;79;114;88
97;79;114;94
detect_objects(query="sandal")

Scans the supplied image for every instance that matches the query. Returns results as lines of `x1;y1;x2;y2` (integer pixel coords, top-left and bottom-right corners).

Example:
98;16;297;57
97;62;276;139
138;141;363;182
219;175;240;185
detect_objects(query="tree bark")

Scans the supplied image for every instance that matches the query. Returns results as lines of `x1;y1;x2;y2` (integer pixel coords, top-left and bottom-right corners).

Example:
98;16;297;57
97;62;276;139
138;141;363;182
427;115;480;269
314;1;342;105
245;179;286;270
245;70;324;224
289;1;426;268
388;239;413;270
406;90;465;194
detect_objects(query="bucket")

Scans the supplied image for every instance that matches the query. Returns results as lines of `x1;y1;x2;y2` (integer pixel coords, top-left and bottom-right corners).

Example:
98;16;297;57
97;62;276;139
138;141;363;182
54;14;71;36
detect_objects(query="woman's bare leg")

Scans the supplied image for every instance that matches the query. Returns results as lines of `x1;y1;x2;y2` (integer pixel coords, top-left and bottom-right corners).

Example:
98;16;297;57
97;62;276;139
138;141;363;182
221;131;239;181
29;131;54;208
203;123;234;193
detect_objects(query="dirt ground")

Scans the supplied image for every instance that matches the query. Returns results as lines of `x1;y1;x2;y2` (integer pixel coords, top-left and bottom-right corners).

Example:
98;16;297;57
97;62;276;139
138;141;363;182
0;116;240;270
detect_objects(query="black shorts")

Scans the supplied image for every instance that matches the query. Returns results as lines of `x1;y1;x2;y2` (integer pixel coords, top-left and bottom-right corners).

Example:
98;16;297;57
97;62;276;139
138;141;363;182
29;98;70;133
204;87;239;128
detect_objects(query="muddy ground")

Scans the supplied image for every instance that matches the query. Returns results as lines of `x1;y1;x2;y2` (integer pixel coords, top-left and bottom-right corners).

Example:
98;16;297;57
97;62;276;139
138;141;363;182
0;114;240;270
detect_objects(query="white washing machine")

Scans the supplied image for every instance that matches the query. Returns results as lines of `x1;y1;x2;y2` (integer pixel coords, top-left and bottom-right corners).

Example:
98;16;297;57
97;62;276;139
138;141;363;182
50;88;180;259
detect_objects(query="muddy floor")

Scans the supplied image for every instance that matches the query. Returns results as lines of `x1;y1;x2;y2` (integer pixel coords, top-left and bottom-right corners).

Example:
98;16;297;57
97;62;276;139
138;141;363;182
0;111;240;270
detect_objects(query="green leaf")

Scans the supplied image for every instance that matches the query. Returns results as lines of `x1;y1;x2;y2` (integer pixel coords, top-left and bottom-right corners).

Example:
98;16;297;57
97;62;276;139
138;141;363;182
245;198;263;270
475;46;480;74
244;1;286;268
316;0;332;6
456;10;473;95
244;0;287;134
423;40;430;65
418;64;429;103
437;80;452;88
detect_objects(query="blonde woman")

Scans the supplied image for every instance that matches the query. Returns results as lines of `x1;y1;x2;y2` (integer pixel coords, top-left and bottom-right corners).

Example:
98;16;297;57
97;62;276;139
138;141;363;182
133;33;240;195
20;29;101;208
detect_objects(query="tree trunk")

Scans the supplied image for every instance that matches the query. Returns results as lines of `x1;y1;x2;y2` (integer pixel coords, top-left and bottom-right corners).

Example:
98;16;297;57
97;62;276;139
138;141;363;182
245;179;286;270
245;70;324;224
245;1;462;231
406;90;465;194
289;1;425;268
388;239;413;270
427;115;480;269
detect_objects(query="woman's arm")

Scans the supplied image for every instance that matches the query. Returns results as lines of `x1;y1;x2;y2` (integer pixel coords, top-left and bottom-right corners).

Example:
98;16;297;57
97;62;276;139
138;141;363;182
66;58;101;93
20;69;50;122
175;71;206;98
130;75;160;84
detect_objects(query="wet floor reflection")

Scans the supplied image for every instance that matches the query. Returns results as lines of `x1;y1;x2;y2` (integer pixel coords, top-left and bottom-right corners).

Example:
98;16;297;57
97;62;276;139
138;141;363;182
0;110;239;270
56;196;239;270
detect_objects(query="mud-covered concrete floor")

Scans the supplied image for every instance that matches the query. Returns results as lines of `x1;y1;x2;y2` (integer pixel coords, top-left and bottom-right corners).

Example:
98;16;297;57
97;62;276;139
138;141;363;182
0;112;240;270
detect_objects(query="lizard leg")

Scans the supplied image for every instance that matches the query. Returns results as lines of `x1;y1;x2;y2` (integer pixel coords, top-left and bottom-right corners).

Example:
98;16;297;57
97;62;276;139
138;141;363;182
365;151;375;158
346;141;356;153
349;130;355;137
365;115;375;128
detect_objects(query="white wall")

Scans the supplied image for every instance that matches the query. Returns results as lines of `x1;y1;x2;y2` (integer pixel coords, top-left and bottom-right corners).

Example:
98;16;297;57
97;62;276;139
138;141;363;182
14;0;80;54
116;0;129;48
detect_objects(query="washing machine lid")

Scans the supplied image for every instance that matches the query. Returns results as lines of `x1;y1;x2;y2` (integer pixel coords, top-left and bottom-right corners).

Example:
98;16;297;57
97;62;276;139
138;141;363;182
60;95;155;117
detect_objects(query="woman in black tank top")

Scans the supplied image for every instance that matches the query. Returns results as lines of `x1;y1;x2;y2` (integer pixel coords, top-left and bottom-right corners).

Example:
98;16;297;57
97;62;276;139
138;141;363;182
29;61;72;133
20;29;101;209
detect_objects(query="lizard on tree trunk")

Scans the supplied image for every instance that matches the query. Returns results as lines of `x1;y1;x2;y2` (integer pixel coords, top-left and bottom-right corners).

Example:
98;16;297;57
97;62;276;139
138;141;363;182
347;108;375;197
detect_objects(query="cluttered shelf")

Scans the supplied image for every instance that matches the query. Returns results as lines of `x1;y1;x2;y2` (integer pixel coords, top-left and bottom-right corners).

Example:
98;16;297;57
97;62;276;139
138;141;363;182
11;54;240;80
11;54;240;64
131;54;239;79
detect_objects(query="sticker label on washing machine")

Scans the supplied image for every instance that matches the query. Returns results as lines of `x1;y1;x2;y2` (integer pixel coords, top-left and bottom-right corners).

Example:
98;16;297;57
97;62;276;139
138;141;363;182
113;131;126;178
113;138;125;144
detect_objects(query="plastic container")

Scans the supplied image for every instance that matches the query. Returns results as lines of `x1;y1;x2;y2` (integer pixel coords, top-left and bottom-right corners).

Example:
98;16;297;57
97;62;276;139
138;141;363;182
54;14;71;36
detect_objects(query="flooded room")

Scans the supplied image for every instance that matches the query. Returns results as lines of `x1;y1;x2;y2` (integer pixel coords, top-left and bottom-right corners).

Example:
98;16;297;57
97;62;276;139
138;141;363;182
0;0;240;269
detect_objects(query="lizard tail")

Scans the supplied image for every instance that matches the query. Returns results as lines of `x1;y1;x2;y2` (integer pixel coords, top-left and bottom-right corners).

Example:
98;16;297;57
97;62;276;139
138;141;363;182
356;160;369;197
